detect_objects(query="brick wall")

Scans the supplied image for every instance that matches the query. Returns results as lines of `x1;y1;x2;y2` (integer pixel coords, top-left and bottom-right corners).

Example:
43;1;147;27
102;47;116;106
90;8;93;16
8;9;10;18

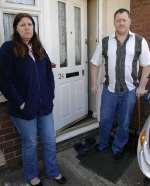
0;102;21;167
130;0;150;129
131;0;150;45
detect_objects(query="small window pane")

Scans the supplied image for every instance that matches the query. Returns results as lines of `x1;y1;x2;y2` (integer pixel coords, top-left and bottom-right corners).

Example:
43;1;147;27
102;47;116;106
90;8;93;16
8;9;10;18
3;13;39;41
74;7;81;65
58;1;67;68
3;14;15;41
6;0;35;5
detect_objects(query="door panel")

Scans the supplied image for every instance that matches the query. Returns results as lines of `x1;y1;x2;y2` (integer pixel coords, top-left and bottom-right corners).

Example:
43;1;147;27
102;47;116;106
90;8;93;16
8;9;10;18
74;6;81;66
52;0;88;130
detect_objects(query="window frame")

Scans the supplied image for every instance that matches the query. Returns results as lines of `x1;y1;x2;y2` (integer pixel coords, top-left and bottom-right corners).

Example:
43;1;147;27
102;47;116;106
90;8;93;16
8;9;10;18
6;0;36;6
1;0;40;11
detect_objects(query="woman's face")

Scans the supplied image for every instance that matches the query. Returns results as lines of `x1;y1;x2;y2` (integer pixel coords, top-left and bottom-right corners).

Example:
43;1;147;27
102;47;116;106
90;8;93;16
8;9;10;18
16;17;34;44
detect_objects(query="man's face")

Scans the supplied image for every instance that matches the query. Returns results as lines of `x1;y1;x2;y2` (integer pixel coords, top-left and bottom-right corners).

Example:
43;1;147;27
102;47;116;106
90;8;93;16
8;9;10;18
114;12;131;35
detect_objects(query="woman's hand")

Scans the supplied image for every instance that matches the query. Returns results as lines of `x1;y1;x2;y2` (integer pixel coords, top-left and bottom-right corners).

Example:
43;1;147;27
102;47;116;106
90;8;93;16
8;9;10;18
20;102;26;110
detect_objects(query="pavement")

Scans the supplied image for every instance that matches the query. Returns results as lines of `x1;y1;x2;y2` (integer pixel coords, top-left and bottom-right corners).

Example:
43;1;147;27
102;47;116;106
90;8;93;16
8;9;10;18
0;147;146;186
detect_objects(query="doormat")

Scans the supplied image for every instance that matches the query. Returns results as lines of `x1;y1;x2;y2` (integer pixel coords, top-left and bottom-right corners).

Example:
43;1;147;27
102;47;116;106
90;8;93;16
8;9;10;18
78;148;135;184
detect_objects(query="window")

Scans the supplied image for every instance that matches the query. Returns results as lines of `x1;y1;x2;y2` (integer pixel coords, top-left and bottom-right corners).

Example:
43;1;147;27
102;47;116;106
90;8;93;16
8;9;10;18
3;13;15;41
6;0;35;5
3;13;39;41
74;7;81;65
58;1;67;67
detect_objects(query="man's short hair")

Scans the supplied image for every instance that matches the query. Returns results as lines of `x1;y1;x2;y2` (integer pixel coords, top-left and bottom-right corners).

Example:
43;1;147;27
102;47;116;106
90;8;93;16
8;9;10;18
114;8;130;19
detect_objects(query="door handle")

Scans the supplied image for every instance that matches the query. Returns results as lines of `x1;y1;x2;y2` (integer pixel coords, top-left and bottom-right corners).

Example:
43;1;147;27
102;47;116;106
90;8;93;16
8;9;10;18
51;63;56;68
82;70;85;76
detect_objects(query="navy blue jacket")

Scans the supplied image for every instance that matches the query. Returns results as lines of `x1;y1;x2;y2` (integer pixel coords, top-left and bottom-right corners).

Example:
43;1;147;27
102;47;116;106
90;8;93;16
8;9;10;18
0;41;55;120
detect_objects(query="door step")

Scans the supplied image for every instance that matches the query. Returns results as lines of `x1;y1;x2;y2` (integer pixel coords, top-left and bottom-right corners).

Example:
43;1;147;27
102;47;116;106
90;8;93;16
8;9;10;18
56;117;98;143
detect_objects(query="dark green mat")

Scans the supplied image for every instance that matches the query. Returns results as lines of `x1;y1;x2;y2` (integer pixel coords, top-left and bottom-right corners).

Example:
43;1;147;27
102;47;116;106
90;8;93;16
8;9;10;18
79;149;135;183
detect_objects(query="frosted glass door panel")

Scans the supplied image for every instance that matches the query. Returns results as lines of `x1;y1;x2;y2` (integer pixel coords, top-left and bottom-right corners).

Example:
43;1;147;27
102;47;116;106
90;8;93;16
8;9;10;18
58;1;67;67
74;7;81;66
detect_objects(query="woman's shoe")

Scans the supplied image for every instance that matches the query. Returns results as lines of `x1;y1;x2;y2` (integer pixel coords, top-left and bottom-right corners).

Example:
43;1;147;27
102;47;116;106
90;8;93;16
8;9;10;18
30;182;43;186
29;177;43;186
54;175;67;184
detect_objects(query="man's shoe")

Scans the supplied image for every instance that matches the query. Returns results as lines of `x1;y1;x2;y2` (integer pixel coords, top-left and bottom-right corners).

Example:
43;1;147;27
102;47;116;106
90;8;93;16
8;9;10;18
143;176;150;186
95;144;109;153
113;151;124;160
54;176;67;184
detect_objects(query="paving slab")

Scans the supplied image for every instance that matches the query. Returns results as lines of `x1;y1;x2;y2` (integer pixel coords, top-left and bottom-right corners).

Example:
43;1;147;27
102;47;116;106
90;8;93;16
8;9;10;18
0;147;145;186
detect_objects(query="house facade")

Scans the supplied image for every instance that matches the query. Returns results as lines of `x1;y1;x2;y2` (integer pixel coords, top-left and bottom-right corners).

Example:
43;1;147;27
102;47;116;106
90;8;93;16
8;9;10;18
0;0;149;166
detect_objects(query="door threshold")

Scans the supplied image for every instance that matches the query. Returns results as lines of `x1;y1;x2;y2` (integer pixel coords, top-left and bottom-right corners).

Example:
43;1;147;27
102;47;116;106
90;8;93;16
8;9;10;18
56;119;99;143
56;116;96;135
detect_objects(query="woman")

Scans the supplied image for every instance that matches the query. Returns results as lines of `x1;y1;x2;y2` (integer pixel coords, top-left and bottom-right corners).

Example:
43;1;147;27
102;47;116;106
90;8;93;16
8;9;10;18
0;13;66;186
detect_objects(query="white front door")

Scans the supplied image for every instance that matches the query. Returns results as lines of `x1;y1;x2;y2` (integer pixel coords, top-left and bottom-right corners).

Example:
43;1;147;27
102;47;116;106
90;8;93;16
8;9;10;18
49;0;88;130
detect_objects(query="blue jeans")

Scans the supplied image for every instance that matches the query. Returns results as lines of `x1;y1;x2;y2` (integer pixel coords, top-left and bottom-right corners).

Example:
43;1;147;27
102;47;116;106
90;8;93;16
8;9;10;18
11;113;60;181
98;87;136;154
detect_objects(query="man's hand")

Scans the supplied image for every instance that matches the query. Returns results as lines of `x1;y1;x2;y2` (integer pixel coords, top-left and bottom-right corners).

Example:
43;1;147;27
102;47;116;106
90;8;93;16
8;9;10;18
137;66;150;98
90;63;99;96
136;87;148;98
91;85;98;96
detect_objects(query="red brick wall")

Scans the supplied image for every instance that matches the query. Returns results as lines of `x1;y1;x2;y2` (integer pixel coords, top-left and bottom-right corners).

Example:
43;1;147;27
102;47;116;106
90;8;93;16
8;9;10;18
131;0;150;45
130;0;150;129
0;103;21;166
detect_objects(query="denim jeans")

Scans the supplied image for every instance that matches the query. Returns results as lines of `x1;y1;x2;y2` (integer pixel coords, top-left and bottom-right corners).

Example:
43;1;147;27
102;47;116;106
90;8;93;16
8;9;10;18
98;87;136;154
11;113;60;181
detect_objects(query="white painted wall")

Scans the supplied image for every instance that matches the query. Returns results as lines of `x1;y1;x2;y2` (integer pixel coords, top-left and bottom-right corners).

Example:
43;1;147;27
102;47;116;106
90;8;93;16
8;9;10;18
103;0;130;36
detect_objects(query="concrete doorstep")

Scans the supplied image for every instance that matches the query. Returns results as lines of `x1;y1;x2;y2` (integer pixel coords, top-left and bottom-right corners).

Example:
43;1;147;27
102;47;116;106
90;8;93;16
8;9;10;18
0;151;6;167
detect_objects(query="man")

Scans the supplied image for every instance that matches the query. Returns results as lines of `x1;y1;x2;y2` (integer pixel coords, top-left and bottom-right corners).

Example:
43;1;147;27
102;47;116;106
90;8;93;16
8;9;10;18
91;8;150;159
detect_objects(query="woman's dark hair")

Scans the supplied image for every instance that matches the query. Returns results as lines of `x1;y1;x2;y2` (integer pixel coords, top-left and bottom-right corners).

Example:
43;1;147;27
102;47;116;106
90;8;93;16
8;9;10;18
13;13;46;59
114;8;130;19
